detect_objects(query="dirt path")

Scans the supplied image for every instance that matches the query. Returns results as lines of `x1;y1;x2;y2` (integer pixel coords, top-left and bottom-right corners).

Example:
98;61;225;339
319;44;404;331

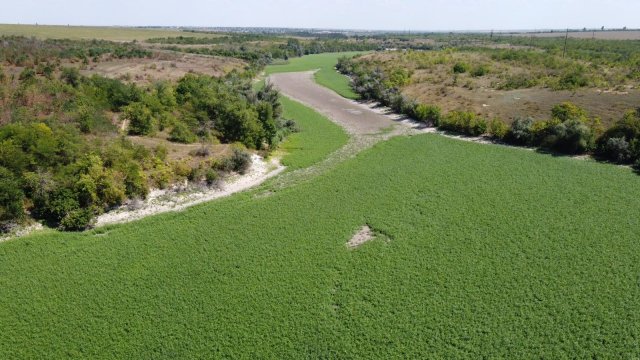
265;71;432;190
269;71;426;136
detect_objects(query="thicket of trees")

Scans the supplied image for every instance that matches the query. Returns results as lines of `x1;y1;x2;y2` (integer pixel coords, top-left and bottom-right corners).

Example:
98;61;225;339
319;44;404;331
338;56;640;169
160;36;378;67
0;36;151;66
0;56;292;232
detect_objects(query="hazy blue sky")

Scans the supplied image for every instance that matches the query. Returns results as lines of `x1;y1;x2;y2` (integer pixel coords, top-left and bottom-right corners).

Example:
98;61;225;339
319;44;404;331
2;0;639;31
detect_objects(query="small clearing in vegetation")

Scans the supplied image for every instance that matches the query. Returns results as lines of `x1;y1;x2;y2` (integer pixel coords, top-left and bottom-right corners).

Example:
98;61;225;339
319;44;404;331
347;225;375;248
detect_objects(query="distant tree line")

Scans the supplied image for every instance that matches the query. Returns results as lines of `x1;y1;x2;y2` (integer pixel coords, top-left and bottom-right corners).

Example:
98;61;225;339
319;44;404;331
0;36;151;67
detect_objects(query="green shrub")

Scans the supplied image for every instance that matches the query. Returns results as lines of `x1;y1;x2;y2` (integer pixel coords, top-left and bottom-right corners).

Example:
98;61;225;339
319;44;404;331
205;169;219;185
414;104;442;125
552;102;588;122
221;149;252;175
452;62;469;74
488;118;509;139
596;110;640;163
498;74;538;90
471;64;490;77
123;163;149;198
18;67;36;82
169;122;197;144
125;102;155;136
507;117;535;145
61;67;81;87
440;111;487;136
600;137;633;163
545;119;594;154
59;208;94;231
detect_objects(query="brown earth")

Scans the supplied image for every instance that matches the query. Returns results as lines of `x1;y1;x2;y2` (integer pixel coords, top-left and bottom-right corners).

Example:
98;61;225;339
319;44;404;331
269;71;401;135
404;83;640;126
76;52;245;85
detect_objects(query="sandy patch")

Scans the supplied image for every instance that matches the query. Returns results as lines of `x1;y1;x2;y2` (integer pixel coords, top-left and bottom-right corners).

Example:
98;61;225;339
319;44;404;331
347;225;375;249
95;154;284;227
0;223;44;243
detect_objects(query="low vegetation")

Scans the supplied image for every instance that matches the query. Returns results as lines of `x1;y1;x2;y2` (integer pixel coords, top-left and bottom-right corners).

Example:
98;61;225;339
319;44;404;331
1;134;639;358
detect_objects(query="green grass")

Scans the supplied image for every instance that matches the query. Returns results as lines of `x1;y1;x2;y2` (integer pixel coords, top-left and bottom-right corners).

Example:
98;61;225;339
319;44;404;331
266;52;364;99
0;24;223;41
1;134;640;358
278;96;348;170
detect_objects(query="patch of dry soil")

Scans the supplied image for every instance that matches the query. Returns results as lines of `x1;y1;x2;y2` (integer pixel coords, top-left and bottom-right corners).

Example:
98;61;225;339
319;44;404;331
95;154;284;227
347;225;375;249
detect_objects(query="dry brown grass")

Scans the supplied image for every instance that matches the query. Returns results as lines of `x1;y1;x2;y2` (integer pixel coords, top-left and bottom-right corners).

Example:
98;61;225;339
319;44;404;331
74;51;245;85
359;51;640;126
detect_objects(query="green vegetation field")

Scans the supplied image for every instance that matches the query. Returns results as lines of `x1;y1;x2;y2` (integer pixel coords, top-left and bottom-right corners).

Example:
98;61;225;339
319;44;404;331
266;52;363;99
278;96;348;169
2;132;639;358
0;24;222;41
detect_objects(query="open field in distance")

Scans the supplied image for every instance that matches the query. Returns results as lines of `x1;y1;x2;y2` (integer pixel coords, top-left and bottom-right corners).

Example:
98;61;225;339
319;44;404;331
0;24;222;41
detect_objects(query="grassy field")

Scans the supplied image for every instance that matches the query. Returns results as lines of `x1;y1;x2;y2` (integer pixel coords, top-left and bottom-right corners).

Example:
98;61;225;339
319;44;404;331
0;24;222;41
1;132;639;358
266;52;363;99
278;96;349;170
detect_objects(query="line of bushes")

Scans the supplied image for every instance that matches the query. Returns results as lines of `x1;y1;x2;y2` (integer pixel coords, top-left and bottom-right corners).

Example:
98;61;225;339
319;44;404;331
337;56;640;172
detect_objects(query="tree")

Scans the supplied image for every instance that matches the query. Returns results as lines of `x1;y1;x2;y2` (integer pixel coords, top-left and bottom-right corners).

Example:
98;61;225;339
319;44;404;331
0;167;25;228
125;103;155;136
507;117;535;145
61;67;81;87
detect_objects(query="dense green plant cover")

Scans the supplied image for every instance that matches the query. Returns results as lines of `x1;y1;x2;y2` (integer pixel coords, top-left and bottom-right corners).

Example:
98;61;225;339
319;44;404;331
1;135;639;358
0;58;287;230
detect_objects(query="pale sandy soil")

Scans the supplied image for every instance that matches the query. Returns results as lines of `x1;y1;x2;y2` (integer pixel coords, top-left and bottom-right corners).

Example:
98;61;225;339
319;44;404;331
95;154;284;227
347;225;374;249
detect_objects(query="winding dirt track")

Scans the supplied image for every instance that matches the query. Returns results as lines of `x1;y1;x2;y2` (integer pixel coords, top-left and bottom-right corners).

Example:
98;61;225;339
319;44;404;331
268;71;403;135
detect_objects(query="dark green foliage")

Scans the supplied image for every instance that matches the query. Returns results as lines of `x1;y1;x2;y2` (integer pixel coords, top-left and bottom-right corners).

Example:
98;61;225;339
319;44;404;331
0;36;151;65
471;64;490;77
18;67;36;82
0;167;25;228
507;117;535;145
58;208;94;231
60;67;81;87
88;75;142;111
544;119;594;154
205;169;219;185
169;122;197;144
175;74;282;149
596;110;640;164
221;148;252;175
452;62;469;74
125;103;155;136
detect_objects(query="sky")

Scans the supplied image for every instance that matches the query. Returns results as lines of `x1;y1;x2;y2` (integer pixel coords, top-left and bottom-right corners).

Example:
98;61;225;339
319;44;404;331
1;0;639;31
